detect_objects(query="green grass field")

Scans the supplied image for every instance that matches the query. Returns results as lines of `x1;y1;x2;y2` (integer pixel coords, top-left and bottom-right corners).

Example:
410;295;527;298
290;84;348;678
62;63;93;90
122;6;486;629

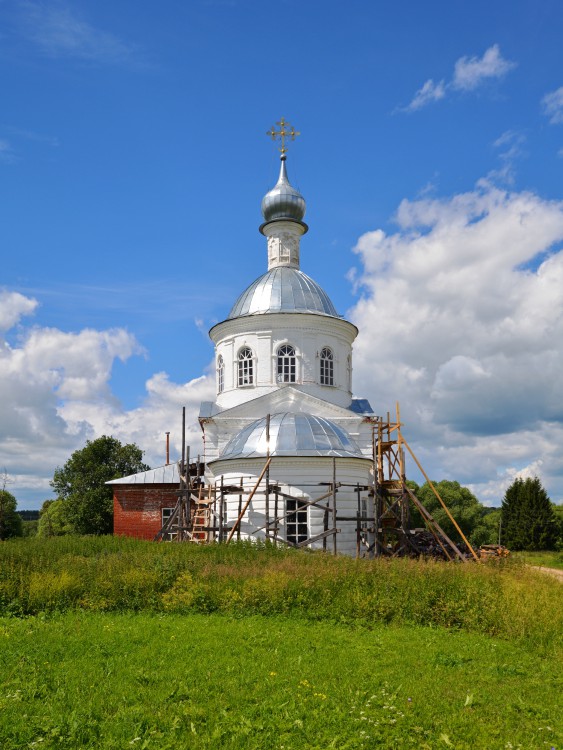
515;550;563;570
0;537;562;748
1;612;561;750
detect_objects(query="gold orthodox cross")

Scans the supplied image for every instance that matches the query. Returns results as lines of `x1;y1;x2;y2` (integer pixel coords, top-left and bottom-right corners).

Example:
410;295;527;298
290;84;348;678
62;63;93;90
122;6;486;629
266;118;300;155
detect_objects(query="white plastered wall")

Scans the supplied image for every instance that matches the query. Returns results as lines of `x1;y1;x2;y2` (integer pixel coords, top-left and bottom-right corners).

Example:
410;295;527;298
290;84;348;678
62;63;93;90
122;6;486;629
208;455;374;557
210;312;358;411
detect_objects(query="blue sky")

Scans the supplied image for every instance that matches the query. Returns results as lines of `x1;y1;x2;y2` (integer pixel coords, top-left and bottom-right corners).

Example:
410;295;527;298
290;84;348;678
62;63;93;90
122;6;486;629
1;0;563;509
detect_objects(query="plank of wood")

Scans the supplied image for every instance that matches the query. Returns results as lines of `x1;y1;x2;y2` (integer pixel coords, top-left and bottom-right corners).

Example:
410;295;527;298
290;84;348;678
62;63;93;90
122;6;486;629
226;458;271;544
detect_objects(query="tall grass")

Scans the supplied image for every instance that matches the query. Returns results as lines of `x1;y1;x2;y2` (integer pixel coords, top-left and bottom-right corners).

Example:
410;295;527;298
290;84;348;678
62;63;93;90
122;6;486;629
515;549;563;570
1;536;561;653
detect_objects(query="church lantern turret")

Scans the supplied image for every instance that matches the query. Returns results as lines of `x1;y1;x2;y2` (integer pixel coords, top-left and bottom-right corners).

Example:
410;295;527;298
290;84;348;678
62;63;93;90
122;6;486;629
260;119;308;270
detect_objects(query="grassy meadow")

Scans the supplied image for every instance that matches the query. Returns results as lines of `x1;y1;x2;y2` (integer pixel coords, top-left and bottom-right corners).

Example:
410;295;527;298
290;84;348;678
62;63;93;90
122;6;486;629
1;537;562;748
515;550;563;570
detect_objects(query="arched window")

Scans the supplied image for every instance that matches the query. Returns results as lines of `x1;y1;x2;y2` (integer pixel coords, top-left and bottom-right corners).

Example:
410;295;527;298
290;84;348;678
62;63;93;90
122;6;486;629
217;355;224;393
277;344;296;383
237;347;254;386
320;347;334;386
347;354;352;391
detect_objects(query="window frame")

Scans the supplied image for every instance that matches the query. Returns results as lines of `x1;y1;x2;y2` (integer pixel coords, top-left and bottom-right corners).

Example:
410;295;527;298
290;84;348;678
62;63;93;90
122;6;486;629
237;346;254;387
286;497;308;545
320;347;334;386
217;354;224;393
277;343;297;384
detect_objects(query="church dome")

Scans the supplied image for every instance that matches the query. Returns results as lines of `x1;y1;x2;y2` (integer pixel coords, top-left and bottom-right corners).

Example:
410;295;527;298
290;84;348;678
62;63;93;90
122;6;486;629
261;156;306;223
220;412;365;459
228;267;339;318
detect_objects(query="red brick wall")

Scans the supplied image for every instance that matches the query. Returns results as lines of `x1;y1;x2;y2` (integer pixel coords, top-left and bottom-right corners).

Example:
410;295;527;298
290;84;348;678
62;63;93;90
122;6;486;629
113;484;179;540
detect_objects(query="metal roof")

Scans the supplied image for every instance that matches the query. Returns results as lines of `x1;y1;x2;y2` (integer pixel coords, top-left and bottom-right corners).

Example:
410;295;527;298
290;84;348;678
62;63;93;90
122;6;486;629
228;267;339;319
106;463;180;485
349;398;375;415
261;156;306;223
219;412;365;460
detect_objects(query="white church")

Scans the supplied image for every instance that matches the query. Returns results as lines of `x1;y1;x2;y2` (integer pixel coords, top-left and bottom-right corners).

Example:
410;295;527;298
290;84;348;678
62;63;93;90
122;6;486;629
111;124;378;555
199;140;376;547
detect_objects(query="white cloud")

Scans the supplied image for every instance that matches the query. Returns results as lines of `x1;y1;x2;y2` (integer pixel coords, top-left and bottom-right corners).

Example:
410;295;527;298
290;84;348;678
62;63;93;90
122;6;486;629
0;289;38;331
349;182;563;504
0;297;215;506
452;44;516;91
404;79;446;112
59;370;215;468
5;126;59;148
402;44;516;112
487;130;526;186
18;1;140;66
542;86;563;125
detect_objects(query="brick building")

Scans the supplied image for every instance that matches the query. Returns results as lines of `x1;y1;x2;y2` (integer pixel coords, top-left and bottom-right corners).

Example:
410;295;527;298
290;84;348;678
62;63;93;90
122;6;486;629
109;464;181;540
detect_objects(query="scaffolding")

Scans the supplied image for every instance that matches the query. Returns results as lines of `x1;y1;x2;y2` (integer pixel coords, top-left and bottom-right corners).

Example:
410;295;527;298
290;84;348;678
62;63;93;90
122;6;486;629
155;405;479;562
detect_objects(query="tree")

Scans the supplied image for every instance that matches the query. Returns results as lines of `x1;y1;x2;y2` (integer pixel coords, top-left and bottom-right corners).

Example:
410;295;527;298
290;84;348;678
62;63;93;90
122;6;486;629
501;477;558;551
0;489;23;540
409;480;487;546
21;520;38;537
38;499;73;537
478;507;502;546
51;436;149;535
552;503;563;550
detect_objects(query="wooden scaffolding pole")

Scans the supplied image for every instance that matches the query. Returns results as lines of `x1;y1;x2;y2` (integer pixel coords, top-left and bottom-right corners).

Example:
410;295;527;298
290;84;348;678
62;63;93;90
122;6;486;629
226;458;272;544
401;437;479;562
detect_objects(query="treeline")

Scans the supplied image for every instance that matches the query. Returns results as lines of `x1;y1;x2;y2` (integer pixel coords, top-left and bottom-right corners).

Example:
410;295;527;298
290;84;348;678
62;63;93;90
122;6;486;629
408;477;562;550
1;436;147;541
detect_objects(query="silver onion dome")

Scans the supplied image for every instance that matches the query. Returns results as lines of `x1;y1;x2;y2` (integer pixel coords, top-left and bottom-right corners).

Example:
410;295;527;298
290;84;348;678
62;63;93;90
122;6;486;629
261;156;306;224
220;412;365;459
228;267;339;318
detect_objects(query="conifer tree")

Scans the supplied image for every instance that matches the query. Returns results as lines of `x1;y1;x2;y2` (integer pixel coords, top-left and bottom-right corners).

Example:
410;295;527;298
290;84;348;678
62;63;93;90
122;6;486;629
501;476;558;550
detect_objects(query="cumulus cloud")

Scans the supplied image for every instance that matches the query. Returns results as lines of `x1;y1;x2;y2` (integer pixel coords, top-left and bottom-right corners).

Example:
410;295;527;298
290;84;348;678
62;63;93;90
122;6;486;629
0;289;38;331
349;183;563;504
60;370;214;465
0;295;215;507
402;44;516;112
542;86;563;125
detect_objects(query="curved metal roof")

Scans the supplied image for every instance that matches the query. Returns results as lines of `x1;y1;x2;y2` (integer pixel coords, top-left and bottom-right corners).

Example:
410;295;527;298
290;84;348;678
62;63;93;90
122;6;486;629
228;267;339;319
261;156;306;223
219;412;365;459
